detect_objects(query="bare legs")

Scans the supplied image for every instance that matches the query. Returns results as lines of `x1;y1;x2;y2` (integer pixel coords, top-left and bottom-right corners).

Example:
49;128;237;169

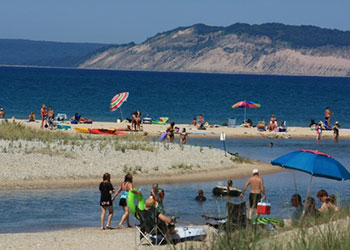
248;208;259;219
100;206;113;229
119;206;131;228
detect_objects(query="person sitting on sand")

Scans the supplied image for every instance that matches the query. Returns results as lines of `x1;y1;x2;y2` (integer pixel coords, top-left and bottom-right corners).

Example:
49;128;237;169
290;194;303;220
180;128;188;144
304;197;320;218
0;108;4;118
166;122;175;142
309;119;316;130
28;112;36;122
278;120;287;132
191;117;197;126
267;114;278;131
99;173;116;230
71;113;81;124
112;173;141;229
195;189;207;202
316;189;340;213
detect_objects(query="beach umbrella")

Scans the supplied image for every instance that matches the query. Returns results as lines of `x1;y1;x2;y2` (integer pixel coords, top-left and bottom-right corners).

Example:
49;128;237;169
232;100;261;122
271;149;350;197
110;92;129;120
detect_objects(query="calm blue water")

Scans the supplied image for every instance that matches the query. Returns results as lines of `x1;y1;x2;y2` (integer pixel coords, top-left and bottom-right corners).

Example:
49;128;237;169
1;138;350;234
1;66;350;126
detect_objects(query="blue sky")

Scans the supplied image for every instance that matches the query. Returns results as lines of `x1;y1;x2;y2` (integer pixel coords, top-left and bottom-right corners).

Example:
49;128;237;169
1;0;349;44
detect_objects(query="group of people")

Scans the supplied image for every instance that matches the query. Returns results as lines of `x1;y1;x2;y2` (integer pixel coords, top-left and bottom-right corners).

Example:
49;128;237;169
165;121;188;144
40;104;55;129
311;107;340;142
290;189;340;222
99;173;171;231
131;111;142;131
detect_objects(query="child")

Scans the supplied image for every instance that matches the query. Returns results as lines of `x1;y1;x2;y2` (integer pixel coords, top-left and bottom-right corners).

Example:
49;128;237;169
180;128;188;144
150;183;165;213
332;121;340;142
316;121;322;141
99;173;115;230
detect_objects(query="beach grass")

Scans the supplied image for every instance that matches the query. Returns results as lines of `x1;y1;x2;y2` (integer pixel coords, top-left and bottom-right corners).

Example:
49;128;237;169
201;208;350;250
0;120;153;152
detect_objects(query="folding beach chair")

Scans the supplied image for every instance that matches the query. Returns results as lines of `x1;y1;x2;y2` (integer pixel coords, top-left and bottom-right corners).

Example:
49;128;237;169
228;117;236;128
55;113;67;122
204;201;247;231
135;207;168;246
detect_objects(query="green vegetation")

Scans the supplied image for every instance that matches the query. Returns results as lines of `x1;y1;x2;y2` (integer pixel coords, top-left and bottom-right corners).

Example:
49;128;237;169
170;163;193;170
0;120;153;152
230;154;253;164
194;207;350;250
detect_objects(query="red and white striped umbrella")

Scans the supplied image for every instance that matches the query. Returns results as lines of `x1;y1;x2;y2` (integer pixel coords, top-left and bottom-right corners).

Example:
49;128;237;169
110;92;129;111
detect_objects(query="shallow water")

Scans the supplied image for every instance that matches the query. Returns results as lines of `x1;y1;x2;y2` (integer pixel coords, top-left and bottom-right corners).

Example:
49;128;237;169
1;137;349;234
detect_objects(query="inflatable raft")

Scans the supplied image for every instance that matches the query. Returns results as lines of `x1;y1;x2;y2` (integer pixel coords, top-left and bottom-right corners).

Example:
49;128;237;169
150;226;207;245
212;187;241;197
74;127;90;133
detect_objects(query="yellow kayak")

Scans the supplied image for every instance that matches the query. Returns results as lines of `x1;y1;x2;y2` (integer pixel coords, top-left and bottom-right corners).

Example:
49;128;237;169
74;127;90;133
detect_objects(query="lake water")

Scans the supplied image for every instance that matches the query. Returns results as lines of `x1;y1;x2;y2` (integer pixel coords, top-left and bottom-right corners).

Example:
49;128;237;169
1;66;350;126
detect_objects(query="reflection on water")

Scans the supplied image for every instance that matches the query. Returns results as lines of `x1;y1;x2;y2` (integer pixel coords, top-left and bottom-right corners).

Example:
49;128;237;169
1;138;349;233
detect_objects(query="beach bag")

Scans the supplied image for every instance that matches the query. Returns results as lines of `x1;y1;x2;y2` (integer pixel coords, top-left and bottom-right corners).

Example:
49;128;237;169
257;200;271;215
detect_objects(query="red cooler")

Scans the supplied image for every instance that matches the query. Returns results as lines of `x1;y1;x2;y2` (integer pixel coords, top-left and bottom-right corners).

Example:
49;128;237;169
257;200;271;215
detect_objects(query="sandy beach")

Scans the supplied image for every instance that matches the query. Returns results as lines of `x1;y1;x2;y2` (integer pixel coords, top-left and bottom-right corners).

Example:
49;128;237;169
1;118;346;190
19;118;350;139
0;121;281;190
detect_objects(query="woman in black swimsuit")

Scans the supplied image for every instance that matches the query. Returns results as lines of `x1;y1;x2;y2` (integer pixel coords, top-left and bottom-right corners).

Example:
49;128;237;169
166;122;175;142
99;173;115;230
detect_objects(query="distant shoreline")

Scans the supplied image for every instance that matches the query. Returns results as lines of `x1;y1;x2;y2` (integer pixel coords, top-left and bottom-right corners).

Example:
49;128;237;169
1;64;348;78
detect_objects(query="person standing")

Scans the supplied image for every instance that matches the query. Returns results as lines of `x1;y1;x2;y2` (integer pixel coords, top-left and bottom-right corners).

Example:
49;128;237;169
0;108;5;118
180;128;188;144
40;104;47;128
316;121;322;142
240;169;266;219
99;173;115;230
48;106;55;129
112;173;141;229
324;107;333;126
166;122;175;142
332;121;340;142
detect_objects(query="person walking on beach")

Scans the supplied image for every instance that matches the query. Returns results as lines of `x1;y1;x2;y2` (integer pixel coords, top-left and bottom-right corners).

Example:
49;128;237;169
112;173;141;229
180;128;188;144
166;122;175;142
40;104;47;128
99;173;115;230
240;169;266;219
324;106;333;126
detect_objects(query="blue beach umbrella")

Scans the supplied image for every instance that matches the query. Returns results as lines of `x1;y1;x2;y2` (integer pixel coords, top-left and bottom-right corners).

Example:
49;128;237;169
271;149;350;196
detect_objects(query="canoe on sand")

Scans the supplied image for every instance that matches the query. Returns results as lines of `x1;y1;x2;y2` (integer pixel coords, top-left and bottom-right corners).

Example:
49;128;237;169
74;127;90;133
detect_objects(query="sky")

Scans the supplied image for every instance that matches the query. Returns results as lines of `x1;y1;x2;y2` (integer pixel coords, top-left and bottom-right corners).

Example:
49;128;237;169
1;0;349;45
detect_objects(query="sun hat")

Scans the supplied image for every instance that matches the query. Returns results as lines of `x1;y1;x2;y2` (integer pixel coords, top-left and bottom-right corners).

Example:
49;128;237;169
145;198;157;210
252;169;259;174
